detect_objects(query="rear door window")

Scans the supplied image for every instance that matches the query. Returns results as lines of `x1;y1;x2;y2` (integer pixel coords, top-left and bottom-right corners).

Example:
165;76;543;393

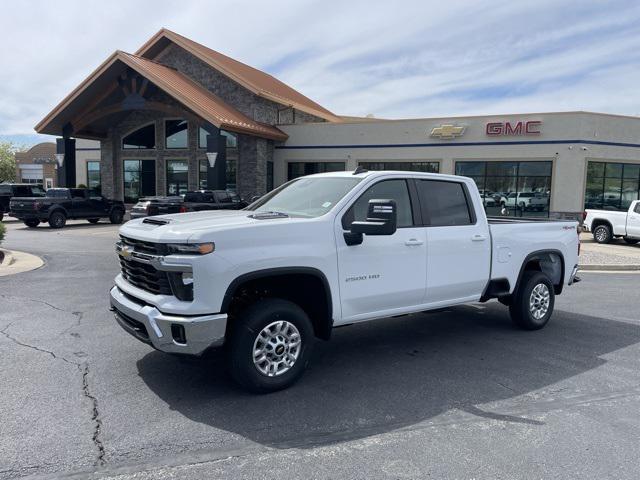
0;185;10;195
13;186;32;197
416;180;474;226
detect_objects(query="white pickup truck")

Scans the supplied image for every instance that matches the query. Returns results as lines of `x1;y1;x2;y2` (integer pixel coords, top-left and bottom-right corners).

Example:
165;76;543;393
584;200;640;244
110;170;581;392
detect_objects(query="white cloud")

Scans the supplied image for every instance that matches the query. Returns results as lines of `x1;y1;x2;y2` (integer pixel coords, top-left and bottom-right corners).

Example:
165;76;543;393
1;0;640;136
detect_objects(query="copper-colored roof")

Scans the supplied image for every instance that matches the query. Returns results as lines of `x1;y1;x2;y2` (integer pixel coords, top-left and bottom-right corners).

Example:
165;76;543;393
136;29;342;123
119;52;287;140
35;51;288;141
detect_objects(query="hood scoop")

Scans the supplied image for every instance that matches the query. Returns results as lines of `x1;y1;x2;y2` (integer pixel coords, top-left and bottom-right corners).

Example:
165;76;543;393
247;211;289;220
142;217;172;226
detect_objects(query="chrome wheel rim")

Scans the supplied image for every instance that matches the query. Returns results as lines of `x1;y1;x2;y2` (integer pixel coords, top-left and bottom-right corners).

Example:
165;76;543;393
529;283;550;320
595;227;607;242
252;321;301;377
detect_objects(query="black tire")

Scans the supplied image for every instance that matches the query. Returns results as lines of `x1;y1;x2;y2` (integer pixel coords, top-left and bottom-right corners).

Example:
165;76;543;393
509;271;555;330
109;209;124;224
227;298;315;393
87;218;100;224
0;211;3;222
623;237;639;245
48;211;66;229
592;224;612;244
24;219;40;228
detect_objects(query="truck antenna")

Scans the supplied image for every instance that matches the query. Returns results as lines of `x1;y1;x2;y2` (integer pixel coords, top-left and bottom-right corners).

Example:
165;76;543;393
353;165;368;175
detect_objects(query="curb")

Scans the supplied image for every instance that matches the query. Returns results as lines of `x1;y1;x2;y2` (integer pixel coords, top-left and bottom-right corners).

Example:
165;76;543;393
579;264;640;271
0;249;44;276
0;249;15;266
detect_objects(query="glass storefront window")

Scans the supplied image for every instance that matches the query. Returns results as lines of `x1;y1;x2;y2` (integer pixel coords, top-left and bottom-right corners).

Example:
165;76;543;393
123;159;156;203
86;161;101;193
586;161;640;211
287;162;345;180
358;161;440;173
123;124;155;149
456;161;552;217
166;159;189;196
165;120;188;149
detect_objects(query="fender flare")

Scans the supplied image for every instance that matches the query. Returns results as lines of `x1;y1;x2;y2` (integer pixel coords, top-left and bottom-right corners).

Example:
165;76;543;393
514;249;565;295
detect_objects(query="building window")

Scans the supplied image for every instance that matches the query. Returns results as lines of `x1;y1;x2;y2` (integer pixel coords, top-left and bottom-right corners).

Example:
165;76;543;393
198;129;238;190
585;161;640;211
165;120;188;149
86;161;101;193
358;161;440;173
455;161;552;217
123;159;156;203
123;124;155;149
167;159;189;196
267;161;274;192
287;162;345;180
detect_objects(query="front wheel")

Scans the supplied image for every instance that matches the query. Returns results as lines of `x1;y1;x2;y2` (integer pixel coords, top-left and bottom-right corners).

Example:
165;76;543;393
623;237;639;245
227;298;315;393
109;209;124;224
24;219;40;228
48;211;66;229
593;224;612;244
509;271;555;330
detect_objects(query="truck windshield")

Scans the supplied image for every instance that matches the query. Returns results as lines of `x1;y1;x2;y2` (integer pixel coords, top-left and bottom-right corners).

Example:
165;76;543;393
249;177;361;218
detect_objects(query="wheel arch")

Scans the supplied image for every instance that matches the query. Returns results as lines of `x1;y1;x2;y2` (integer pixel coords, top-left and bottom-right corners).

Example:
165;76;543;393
221;267;334;340
514;249;565;295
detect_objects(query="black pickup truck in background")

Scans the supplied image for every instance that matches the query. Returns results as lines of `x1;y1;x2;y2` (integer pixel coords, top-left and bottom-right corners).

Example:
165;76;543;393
0;183;46;221
130;190;247;219
10;188;126;228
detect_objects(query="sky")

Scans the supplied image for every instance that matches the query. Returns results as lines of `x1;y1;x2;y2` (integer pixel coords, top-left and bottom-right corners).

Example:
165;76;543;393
2;0;640;146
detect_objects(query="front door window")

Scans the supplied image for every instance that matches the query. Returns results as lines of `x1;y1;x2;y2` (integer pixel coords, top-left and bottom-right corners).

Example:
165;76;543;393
123;159;156;203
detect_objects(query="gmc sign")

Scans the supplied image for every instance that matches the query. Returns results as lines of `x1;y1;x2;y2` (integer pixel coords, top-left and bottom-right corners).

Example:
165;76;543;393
486;120;541;136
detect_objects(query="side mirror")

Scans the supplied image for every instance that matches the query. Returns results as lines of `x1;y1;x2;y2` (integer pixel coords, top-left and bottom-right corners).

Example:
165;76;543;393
345;199;397;245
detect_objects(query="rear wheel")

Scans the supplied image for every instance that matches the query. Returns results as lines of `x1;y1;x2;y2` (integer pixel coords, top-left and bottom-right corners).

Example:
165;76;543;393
227;298;315;393
24;219;40;228
593;224;612;244
623;237;639;245
0;211;3;222
109;209;124;224
48;211;66;229
87;218;100;224
509;271;555;330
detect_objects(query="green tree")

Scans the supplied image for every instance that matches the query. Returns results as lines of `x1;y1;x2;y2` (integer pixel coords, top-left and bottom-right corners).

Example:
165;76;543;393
0;141;20;183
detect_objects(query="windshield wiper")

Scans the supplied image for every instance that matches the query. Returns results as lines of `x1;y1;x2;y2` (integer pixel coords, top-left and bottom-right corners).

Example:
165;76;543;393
247;211;290;220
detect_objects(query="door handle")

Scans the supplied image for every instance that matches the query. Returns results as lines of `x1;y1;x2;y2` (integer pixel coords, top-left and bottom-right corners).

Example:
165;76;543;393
471;234;487;242
405;238;424;246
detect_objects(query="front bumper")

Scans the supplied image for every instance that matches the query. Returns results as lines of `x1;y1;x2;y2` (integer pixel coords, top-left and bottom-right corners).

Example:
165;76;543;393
109;285;227;355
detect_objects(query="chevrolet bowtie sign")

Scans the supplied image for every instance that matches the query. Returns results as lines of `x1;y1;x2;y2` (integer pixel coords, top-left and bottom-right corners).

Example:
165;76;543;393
430;124;466;139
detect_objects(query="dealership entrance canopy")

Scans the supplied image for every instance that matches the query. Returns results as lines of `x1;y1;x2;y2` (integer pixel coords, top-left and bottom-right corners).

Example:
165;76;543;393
36;29;640;219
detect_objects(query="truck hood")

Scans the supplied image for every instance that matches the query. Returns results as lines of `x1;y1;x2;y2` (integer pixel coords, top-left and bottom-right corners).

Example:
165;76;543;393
120;210;301;242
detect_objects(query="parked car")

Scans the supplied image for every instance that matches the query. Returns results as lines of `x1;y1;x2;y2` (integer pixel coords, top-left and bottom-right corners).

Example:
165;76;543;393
500;192;548;211
110;170;581;393
0;183;45;221
584;200;640;244
130;190;246;219
10;188;125;228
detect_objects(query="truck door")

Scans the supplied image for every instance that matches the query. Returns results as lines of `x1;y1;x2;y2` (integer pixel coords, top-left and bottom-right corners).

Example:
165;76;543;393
335;178;427;321
70;189;90;217
416;179;491;305
627;201;640;238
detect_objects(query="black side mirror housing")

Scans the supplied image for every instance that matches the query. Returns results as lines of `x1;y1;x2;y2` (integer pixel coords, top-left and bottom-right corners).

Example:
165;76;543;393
345;199;397;245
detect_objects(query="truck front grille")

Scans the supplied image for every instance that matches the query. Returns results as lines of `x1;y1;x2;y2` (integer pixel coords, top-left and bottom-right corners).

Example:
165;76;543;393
119;235;166;255
119;258;171;295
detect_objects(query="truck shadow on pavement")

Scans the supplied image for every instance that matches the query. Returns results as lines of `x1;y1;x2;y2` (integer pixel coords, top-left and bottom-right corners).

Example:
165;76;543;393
136;303;640;449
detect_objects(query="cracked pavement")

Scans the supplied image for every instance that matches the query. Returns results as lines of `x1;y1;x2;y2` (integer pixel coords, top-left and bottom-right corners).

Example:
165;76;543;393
1;219;640;479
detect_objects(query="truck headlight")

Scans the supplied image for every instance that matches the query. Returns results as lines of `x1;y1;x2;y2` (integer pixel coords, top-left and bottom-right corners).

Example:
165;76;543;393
166;243;214;255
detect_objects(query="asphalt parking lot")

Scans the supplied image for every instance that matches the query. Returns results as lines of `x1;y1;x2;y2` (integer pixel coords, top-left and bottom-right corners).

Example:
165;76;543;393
1;219;639;479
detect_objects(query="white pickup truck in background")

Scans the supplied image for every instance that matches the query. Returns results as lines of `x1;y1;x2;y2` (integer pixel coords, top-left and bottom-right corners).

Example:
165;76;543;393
584;200;640;244
110;170;581;392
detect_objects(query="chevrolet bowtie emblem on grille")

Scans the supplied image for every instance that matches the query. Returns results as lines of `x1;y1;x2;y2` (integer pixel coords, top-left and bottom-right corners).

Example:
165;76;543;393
430;124;466;139
119;245;134;259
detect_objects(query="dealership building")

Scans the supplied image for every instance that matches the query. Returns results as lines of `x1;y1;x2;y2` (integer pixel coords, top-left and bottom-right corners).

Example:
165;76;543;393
36;29;640;220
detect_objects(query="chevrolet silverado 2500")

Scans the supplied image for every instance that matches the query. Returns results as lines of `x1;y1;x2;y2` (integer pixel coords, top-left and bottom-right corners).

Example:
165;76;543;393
584;200;640;244
110;170;581;392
